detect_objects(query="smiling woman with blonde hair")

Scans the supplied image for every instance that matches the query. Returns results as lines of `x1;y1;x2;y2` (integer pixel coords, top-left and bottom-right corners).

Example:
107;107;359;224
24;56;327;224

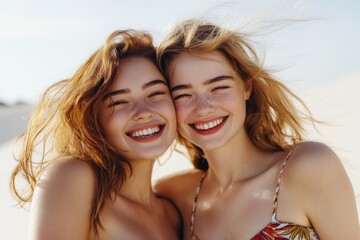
155;18;360;240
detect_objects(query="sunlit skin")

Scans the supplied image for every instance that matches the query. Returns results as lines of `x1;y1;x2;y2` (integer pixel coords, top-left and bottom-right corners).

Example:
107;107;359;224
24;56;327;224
155;51;360;239
100;57;176;162
29;57;180;240
169;51;251;152
94;57;178;239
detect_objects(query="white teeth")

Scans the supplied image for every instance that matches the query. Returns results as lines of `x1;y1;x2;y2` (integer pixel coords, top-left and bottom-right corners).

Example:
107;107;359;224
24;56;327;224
194;118;224;130
130;126;160;138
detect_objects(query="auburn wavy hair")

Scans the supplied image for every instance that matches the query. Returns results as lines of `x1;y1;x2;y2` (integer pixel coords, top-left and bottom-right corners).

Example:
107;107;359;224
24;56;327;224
157;19;315;170
10;29;158;236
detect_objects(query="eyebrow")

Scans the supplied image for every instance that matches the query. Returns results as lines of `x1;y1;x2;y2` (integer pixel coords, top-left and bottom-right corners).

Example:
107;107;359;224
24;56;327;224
104;79;167;100
142;79;167;89
170;84;192;93
170;75;234;93
204;75;234;85
103;89;130;101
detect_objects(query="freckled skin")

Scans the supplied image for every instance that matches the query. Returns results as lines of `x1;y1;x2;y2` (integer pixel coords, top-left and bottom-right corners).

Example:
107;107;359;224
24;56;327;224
155;51;360;240
169;51;251;151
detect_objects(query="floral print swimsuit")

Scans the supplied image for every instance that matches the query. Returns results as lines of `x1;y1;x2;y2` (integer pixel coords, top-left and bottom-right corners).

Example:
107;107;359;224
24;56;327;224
190;147;320;240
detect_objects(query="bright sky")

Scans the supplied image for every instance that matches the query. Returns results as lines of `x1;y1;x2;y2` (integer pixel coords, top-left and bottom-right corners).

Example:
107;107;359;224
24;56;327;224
0;0;359;104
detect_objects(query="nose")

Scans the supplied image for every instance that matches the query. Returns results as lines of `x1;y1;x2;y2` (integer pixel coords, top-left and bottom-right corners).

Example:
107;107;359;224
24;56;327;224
132;100;153;121
194;93;215;117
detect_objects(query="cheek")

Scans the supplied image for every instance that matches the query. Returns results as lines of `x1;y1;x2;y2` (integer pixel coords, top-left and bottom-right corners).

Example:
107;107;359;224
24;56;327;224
156;98;175;114
104;110;126;135
231;97;244;110
164;105;177;125
174;103;191;124
220;90;246;109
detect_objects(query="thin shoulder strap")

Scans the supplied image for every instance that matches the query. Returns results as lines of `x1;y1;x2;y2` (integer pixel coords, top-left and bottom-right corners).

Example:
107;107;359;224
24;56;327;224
272;145;296;221
190;172;207;239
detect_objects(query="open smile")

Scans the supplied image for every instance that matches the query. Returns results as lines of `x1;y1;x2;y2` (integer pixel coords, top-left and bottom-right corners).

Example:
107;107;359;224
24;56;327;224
126;124;165;142
190;116;228;135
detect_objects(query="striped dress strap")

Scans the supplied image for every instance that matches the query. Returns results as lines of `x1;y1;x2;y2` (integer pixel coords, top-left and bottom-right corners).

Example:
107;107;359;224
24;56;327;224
272;145;296;221
190;172;207;239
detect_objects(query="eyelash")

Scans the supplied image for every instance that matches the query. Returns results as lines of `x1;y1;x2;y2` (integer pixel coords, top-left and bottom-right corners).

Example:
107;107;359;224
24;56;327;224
173;85;230;100
212;85;230;92
149;91;166;98
173;93;191;100
108;100;128;107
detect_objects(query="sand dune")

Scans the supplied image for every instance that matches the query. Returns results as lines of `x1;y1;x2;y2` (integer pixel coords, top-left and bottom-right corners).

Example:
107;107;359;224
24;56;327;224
1;73;359;239
0;105;33;144
0;140;30;240
0;105;33;239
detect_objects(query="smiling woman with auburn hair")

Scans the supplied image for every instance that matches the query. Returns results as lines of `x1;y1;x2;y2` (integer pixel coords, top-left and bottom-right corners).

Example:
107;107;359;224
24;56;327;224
10;29;181;240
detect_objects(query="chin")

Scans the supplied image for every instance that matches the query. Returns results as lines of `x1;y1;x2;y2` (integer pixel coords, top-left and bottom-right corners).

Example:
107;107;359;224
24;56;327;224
138;148;169;160
142;153;164;161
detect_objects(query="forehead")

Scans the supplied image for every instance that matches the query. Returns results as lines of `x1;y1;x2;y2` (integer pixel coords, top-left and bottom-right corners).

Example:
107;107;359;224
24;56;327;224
112;57;163;88
169;51;234;84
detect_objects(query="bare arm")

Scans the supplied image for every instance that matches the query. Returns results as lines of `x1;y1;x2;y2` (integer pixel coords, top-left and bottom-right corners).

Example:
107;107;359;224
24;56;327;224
154;169;204;239
154;169;203;209
29;158;95;240
299;143;360;239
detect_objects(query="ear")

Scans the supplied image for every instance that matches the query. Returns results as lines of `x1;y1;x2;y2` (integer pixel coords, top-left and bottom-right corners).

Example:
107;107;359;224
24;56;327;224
244;80;253;100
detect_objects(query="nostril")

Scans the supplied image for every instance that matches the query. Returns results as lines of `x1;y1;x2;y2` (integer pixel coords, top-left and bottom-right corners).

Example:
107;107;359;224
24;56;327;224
133;109;153;121
132;101;153;121
194;96;215;116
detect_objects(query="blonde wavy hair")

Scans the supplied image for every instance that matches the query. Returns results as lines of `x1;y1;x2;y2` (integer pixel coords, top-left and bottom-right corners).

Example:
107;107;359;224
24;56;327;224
10;29;158;236
157;19;314;170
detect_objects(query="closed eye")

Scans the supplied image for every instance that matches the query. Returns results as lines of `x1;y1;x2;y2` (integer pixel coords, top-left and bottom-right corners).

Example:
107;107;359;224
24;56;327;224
173;93;192;100
108;100;128;107
148;91;166;98
212;85;230;92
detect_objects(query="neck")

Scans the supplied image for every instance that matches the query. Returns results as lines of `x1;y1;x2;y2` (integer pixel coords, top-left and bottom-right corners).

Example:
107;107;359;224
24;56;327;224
118;158;156;207
203;131;267;189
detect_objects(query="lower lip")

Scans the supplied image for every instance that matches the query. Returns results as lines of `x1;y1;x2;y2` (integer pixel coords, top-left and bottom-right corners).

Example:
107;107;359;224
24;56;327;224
128;126;164;143
191;117;227;135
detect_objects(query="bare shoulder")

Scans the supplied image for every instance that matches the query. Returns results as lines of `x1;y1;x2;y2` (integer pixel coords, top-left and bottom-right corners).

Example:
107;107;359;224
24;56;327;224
286;141;344;180
295;141;338;159
30;157;96;239
154;169;204;199
39;157;96;191
46;157;94;176
283;141;352;203
34;157;96;206
285;144;360;238
154;169;205;213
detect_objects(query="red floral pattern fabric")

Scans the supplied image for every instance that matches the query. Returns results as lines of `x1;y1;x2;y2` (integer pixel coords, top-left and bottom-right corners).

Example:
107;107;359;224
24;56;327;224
251;218;319;240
